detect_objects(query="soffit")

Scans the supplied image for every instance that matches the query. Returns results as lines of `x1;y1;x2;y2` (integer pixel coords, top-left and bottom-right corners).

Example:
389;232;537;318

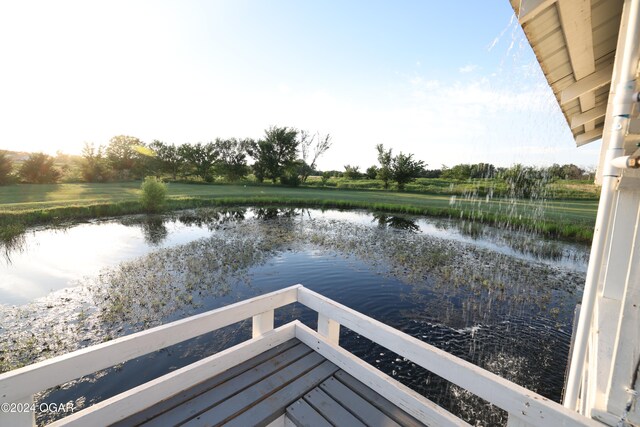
510;0;624;146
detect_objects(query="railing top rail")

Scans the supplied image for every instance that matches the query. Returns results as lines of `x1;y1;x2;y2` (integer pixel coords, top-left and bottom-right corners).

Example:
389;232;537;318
0;285;301;402
297;287;599;427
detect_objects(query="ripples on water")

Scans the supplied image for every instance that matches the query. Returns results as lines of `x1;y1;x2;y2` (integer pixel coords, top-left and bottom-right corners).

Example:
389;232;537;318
0;207;588;426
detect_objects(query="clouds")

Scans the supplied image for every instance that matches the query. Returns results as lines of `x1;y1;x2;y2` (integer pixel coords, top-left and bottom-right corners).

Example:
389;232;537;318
410;76;554;113
459;64;478;73
325;70;585;168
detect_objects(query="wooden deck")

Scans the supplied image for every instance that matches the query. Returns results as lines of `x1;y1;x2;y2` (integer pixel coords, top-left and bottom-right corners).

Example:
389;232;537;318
114;339;425;427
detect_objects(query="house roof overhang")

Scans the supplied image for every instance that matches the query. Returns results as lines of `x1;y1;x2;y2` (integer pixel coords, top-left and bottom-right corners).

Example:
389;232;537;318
510;0;622;145
510;0;640;182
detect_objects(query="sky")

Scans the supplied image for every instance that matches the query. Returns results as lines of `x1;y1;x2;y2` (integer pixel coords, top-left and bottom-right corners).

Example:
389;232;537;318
0;0;602;171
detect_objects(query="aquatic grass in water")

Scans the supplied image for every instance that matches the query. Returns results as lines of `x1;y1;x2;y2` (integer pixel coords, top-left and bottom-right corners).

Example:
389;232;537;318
0;209;584;366
91;226;298;330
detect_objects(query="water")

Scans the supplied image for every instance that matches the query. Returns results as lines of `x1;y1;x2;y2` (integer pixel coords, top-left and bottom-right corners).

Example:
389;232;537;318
0;219;213;305
0;207;589;426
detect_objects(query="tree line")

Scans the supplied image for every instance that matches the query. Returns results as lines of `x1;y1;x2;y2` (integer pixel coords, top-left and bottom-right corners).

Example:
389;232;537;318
82;127;332;185
319;150;594;199
332;159;593;185
0;126;332;185
0;127;594;189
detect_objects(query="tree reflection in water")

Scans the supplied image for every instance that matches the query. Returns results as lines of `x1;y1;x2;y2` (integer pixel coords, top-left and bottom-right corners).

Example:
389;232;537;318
372;213;420;232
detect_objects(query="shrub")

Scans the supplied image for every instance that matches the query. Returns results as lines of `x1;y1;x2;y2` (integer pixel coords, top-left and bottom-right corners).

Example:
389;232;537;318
140;176;167;212
321;171;331;185
279;170;301;187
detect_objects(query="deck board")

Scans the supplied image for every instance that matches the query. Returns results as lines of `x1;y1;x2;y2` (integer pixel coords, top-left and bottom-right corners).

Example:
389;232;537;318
116;339;301;426
334;370;425;427
223;361;338;427
302;387;367;427
320;376;402;427
143;343;313;426
286;399;332;427
181;352;327;426
116;339;429;426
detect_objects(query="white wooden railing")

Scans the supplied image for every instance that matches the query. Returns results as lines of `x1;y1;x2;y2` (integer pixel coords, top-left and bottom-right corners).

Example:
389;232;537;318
296;286;602;427
0;285;600;426
0;286;299;427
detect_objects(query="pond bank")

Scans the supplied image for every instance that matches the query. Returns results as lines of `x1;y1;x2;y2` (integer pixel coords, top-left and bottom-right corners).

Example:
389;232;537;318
0;183;596;243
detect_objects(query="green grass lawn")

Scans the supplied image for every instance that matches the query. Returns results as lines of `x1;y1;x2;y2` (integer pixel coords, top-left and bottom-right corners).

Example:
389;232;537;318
303;176;600;200
0;182;598;240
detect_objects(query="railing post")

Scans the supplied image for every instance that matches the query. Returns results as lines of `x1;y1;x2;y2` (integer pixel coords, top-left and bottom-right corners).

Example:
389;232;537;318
317;313;340;345
252;310;274;338
0;395;35;427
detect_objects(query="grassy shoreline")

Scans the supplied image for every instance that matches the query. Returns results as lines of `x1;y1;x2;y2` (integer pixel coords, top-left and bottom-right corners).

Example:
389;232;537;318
0;182;597;243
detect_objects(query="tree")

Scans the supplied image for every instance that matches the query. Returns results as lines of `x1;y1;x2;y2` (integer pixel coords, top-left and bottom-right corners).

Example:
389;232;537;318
214;138;251;182
500;164;546;198
0;151;13;185
299;131;332;183
248;126;299;183
179;142;219;182
419;168;442;178
18;153;61;183
547;163;563;180
296;161;314;182
391;152;425;190
365;165;378;180
252;161;267;183
149;140;182;180
441;164;473;180
441;163;495;180
375;144;393;189
583;165;596;181
471;163;496;179
343;164;361;179
561;164;584;180
546;163;583;180
106;135;145;179
80;143;110;182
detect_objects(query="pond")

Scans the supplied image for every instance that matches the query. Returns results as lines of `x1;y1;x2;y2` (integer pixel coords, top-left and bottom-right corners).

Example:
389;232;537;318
0;207;589;426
